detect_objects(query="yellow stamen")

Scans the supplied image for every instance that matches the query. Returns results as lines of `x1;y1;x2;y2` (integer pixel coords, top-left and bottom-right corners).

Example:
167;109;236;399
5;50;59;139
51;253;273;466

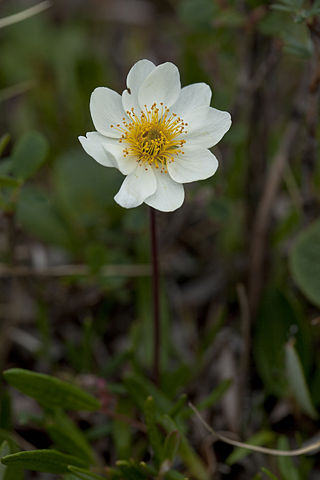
113;103;187;173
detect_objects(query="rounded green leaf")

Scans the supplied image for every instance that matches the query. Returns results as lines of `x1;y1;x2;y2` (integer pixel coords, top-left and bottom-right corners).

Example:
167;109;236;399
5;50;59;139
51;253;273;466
16;187;71;247
11;132;48;180
3;369;100;411
290;220;320;307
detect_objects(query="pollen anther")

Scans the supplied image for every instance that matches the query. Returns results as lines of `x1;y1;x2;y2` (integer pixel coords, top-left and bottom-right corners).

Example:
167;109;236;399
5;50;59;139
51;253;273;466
112;103;187;173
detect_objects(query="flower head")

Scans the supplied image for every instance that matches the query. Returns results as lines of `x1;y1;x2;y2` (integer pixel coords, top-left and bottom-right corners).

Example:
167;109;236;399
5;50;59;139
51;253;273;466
79;60;231;212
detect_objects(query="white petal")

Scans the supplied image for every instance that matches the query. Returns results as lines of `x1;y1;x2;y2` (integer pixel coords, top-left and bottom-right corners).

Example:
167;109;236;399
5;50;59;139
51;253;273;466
184;106;231;148
122;89;140;116
127;59;156;93
90;87;126;138
78;132;117;168
144;170;185;212
122;59;156;114
103;140;136;175
171;83;212;118
168;147;218;184
138;62;181;109
114;166;156;209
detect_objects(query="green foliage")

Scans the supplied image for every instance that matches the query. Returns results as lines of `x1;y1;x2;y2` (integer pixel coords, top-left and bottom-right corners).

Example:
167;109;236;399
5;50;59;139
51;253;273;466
0;176;21;188
1;450;87;474
226;431;276;465
178;0;215;29
0;441;23;480
67;466;106;480
124;372;172;412
16;187;72;247
0;135;10;156
161;415;208;480
253;289;310;396
285;341;318;418
144;396;163;462
260;468;280;480
272;0;320;22
277;437;300;480
3;369;100;411
11;131;48;180
0;132;49;213
162;430;180;465
196;379;232;410
46;410;96;464
290;220;320;307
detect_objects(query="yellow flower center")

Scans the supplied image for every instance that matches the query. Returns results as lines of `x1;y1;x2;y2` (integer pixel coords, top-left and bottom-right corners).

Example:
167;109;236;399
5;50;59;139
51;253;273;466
111;103;187;173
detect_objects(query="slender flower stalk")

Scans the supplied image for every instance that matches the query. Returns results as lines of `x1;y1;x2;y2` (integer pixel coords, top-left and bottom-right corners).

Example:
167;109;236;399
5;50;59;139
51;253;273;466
79;59;231;385
149;207;160;384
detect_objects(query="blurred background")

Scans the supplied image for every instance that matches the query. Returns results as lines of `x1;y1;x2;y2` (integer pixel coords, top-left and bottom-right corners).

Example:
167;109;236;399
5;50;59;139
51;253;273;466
0;0;320;479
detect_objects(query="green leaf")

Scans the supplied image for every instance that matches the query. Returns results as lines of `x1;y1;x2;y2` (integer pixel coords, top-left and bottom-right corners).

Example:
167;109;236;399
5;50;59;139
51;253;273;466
16;187;71;247
260;467;280;479
144;396;163;462
124;372;172;412
112;397;132;459
0;159;12;176
290;220;320;307
285;342;318;419
11;132;48;180
68;466;106;479
162;430;180;464
161;415;207;480
196;379;232;410
0;176;21;188
178;0;216;29
0;135;10;156
0;441;23;480
253;289;309;396
53;149;119;226
47;410;95;464
169;394;188;418
3;369;100;411
137;462;157;476
277;437;301;480
0;430;19;454
164;470;188;480
1;450;87;474
115;460;145;480
226;430;275;465
271;4;295;12
105;467;123;480
0;442;10;479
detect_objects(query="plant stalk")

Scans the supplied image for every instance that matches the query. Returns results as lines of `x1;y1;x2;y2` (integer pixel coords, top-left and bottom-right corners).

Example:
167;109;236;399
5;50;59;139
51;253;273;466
149;207;160;385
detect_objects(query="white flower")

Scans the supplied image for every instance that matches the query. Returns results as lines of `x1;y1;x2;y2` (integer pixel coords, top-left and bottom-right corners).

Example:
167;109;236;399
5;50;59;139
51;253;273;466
79;59;231;212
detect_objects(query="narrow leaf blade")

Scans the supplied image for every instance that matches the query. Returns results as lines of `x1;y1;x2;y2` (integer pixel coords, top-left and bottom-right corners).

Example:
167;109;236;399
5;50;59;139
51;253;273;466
1;450;87;474
285;342;318;419
3;369;100;411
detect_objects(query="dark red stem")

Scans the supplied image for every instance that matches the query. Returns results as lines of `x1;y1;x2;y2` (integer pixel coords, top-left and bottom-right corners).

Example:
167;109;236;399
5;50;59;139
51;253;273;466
149;207;160;385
